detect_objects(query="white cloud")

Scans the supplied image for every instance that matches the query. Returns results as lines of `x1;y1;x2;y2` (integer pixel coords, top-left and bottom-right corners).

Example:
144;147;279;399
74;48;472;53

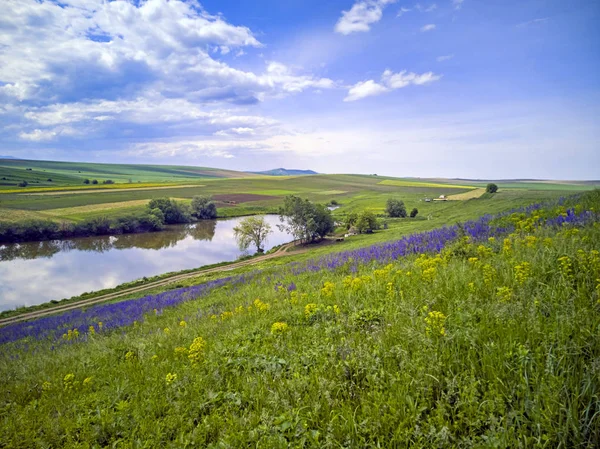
344;80;390;102
397;7;412;17
335;0;397;35
437;54;454;62
19;127;77;141
452;0;464;10
420;24;436;32
214;127;255;136
415;3;437;12
345;69;441;101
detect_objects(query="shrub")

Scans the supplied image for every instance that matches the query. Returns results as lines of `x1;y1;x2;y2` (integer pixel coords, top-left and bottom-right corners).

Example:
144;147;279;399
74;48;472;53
486;183;498;193
191;196;217;219
83;179;90;184
18;180;28;187
102;180;115;185
410;208;419;218
386;198;407;217
91;179;98;185
147;198;190;224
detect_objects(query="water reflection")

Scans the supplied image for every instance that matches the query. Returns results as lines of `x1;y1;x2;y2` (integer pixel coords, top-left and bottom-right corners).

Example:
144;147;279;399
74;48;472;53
0;215;290;310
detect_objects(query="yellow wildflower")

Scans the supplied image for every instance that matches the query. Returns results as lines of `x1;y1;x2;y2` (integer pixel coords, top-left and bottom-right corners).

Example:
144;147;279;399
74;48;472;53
63;373;75;390
125;351;136;362
163;327;171;334
304;303;319;318
165;373;177;385
97;322;103;329
468;257;479;265
482;264;496;286
496;286;513;302
88;325;95;335
424;311;447;336
83;377;93;387
42;381;52;392
333;305;341;314
220;311;233;320
271;322;289;335
253;299;270;312
321;281;335;297
151;355;159;361
188;336;206;365
174;347;188;356
179;320;187;327
514;262;532;285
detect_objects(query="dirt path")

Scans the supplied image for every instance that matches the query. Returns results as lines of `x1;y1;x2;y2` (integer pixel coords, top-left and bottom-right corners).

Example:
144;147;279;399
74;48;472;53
0;241;305;327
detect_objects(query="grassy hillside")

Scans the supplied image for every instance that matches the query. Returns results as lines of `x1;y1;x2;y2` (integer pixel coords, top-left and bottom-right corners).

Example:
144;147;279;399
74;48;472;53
1;191;598;447
0;159;253;190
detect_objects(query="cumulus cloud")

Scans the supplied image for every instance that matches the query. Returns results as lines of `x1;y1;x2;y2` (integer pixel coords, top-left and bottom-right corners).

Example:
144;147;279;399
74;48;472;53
420;24;436;32
1;0;333;149
335;0;397;35
344;69;441;101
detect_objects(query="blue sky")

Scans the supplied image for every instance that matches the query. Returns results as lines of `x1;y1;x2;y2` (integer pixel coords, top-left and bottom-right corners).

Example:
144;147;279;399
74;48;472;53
0;0;598;178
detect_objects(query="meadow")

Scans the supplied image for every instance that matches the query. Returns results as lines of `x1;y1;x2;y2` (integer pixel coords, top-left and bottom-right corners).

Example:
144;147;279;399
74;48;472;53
0;190;598;447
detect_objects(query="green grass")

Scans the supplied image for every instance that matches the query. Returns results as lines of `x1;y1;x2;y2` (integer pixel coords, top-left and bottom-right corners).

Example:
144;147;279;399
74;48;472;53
1;192;599;447
0;159;253;190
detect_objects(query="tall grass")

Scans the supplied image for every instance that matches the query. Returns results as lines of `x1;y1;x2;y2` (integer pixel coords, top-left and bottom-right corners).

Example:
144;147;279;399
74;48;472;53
1;192;599;448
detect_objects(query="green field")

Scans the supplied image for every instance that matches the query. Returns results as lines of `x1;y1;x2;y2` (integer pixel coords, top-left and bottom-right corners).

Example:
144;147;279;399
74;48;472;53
2;161;596;226
1;190;599;447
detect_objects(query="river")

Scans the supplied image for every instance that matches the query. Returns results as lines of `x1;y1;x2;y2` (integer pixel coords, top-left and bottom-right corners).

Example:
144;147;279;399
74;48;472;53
0;215;291;311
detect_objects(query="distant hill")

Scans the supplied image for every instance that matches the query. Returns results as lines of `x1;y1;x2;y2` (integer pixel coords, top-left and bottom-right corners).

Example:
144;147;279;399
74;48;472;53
0;156;17;159
251;168;318;176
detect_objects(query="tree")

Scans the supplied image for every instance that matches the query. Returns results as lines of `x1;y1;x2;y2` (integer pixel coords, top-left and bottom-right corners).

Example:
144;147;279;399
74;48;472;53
233;216;272;253
102;179;114;184
278;195;334;243
191;196;217;219
410;208;419;218
355;210;378;234
386;198;407;218
147;198;190;224
92;179;98;185
83;179;90;184
18;180;28;187
486;183;498;194
345;212;358;230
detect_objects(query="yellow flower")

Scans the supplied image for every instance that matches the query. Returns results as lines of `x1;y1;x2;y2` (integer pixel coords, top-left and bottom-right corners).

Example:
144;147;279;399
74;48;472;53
179;320;187;327
163;327;171;334
482;264;496;286
468;282;475;292
63;373;75;390
321;281;335;297
333;305;341;314
188;336;206;365
253;299;270;312
220;311;233;321
88;325;95;335
468;257;479;265
304;303;319;318
424;311;447;336
42;381;52;391
502;238;512;255
83;377;93;387
422;267;436;282
151;355;159;361
97;321;103;329
496;286;513;302
514;262;532;285
165;373;177;385
125;351;136;362
271;322;289;335
174;346;188;356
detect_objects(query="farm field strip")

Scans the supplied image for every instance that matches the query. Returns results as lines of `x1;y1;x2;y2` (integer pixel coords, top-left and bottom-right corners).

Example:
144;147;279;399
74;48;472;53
378;179;476;189
15;184;206;195
447;188;487;201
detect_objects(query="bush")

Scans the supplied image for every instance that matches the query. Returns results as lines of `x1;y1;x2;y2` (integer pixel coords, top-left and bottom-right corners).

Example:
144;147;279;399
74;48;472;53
486;183;498;194
355;210;379;234
386;198;407;218
191;196;217;219
147;198;190;224
18;180;28;187
102;180;115;185
91;179;98;185
330;200;338;206
410;208;419;218
83;179;90;184
46;178;52;182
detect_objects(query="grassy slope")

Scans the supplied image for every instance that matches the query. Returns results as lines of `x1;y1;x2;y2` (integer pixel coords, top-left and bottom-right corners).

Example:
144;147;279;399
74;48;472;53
0;192;598;447
0;159;253;190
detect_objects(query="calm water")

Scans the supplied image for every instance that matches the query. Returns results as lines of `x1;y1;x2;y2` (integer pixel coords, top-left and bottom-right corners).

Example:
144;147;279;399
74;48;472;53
0;215;291;311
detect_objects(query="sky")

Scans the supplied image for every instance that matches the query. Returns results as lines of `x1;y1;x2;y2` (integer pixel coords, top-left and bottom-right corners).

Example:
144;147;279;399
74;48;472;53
0;0;599;179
